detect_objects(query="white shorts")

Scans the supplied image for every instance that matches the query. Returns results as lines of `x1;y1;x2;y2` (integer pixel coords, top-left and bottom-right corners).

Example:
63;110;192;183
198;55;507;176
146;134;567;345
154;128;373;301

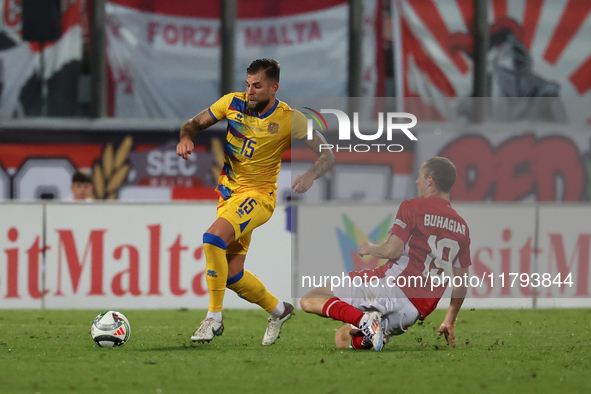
333;280;420;338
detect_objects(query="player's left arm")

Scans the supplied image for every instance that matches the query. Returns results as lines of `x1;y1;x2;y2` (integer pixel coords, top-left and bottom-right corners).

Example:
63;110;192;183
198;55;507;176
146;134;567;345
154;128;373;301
358;234;405;260
292;131;335;194
437;266;469;347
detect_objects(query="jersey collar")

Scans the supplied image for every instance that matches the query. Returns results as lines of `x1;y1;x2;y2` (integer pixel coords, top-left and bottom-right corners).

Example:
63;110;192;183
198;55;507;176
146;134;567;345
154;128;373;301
428;196;451;206
251;98;279;119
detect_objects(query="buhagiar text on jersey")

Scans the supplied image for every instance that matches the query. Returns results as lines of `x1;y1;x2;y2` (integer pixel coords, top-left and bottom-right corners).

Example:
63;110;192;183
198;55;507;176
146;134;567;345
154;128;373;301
423;214;466;236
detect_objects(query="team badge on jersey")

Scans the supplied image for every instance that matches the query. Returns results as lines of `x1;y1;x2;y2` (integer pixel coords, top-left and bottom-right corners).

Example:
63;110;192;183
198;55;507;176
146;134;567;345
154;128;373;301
268;122;279;134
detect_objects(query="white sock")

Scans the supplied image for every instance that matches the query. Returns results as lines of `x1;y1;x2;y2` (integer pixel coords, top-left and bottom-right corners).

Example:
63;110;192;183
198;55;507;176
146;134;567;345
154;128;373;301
269;301;285;318
207;311;223;322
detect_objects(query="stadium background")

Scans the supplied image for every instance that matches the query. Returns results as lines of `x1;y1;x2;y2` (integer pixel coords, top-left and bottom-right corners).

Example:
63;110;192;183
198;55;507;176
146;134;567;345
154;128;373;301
1;0;590;312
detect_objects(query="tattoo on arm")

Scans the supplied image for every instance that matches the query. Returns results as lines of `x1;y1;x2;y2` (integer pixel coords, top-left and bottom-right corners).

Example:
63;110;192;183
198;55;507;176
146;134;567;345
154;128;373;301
180;109;217;140
305;131;335;179
311;155;333;179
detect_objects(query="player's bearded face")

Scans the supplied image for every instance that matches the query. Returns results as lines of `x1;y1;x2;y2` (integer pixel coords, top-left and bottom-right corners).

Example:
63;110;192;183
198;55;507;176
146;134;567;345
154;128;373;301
246;72;276;113
247;97;270;113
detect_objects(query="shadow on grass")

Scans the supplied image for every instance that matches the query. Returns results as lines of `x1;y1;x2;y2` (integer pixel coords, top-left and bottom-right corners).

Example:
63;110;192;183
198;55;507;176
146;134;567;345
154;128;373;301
137;344;221;352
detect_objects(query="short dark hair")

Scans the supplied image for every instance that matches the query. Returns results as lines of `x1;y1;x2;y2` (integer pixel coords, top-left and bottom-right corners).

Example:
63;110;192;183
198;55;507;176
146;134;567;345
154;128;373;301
72;171;92;184
247;58;280;82
423;157;456;193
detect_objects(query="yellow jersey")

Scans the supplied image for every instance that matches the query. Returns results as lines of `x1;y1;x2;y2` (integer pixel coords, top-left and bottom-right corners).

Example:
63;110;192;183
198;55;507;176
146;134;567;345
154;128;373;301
208;92;307;200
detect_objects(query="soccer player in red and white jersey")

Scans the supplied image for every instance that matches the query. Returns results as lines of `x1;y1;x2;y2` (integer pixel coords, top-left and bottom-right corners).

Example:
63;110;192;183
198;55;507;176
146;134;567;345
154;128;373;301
300;157;471;350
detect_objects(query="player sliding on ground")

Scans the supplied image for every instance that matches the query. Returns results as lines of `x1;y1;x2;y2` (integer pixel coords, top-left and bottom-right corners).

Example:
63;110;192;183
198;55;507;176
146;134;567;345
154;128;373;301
177;59;334;345
300;157;471;350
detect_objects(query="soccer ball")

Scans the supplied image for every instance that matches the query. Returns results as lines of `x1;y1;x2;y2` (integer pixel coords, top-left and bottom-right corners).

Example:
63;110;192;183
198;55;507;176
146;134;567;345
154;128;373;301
91;311;131;348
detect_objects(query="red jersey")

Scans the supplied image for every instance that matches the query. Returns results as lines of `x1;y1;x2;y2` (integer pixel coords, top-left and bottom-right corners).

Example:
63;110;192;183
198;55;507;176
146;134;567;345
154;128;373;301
390;196;472;318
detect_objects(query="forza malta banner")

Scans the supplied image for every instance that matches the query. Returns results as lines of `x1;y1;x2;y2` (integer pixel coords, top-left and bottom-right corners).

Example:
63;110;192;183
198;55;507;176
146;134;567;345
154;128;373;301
106;0;384;118
396;0;591;123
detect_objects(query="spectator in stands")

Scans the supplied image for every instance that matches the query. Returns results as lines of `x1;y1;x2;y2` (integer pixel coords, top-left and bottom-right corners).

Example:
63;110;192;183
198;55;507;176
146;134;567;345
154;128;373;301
69;171;94;201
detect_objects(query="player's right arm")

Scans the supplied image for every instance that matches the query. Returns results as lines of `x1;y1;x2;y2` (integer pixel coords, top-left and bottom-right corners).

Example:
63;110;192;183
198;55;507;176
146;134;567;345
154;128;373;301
358;234;405;260
177;109;218;160
437;265;469;347
360;200;413;260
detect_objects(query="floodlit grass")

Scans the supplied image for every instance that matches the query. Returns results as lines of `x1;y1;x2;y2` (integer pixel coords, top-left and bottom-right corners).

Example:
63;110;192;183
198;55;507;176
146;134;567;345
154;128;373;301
0;308;590;394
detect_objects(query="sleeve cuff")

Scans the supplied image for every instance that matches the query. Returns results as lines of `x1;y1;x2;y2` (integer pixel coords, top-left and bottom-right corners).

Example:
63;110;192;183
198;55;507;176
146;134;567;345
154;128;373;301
208;108;218;122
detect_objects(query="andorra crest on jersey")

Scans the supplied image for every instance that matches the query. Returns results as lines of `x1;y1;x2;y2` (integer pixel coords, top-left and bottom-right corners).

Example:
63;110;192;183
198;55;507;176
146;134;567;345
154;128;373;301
267;122;279;134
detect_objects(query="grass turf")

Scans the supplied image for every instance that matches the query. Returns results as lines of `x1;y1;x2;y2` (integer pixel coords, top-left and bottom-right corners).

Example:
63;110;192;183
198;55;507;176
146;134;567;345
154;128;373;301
0;308;590;394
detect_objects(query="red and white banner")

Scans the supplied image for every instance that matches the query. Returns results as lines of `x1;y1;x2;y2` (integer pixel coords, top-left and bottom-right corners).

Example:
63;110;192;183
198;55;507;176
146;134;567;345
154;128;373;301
106;0;383;118
396;0;591;123
0;0;83;117
415;124;591;202
0;202;292;309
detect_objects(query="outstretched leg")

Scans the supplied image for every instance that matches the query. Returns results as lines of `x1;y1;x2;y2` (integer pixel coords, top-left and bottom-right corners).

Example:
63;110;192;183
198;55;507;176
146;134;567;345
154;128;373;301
301;287;368;325
226;254;281;314
300;287;384;351
225;253;294;345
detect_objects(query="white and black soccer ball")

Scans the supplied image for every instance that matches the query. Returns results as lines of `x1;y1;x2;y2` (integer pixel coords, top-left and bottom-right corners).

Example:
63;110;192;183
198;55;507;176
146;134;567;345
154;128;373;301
91;311;131;348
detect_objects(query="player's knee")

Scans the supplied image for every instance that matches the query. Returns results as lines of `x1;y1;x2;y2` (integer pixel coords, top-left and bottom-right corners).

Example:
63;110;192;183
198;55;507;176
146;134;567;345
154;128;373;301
300;296;322;313
203;232;228;250
299;297;312;312
204;219;236;245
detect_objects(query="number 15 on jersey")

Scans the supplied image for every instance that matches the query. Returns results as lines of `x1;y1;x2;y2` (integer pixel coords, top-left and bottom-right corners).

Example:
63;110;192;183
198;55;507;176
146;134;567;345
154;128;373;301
241;139;257;158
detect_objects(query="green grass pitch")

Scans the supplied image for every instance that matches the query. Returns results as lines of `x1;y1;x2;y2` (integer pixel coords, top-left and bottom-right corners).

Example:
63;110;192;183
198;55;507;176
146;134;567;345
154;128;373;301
1;308;590;394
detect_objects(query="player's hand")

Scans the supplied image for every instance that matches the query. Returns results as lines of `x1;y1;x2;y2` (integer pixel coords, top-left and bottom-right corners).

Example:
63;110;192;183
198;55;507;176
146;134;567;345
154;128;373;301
292;171;315;194
177;137;194;160
437;322;456;347
358;241;371;256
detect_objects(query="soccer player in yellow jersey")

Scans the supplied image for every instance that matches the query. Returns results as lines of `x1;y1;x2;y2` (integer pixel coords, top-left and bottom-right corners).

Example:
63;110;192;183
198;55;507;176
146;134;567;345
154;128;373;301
177;59;334;345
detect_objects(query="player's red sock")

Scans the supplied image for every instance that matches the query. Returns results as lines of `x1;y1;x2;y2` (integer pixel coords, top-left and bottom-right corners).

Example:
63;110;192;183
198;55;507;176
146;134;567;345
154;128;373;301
322;297;364;327
351;331;372;350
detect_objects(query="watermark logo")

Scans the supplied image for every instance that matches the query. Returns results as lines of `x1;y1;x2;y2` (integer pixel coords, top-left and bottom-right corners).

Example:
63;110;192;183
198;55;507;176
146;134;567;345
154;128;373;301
336;214;392;272
302;107;328;132
304;108;417;153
